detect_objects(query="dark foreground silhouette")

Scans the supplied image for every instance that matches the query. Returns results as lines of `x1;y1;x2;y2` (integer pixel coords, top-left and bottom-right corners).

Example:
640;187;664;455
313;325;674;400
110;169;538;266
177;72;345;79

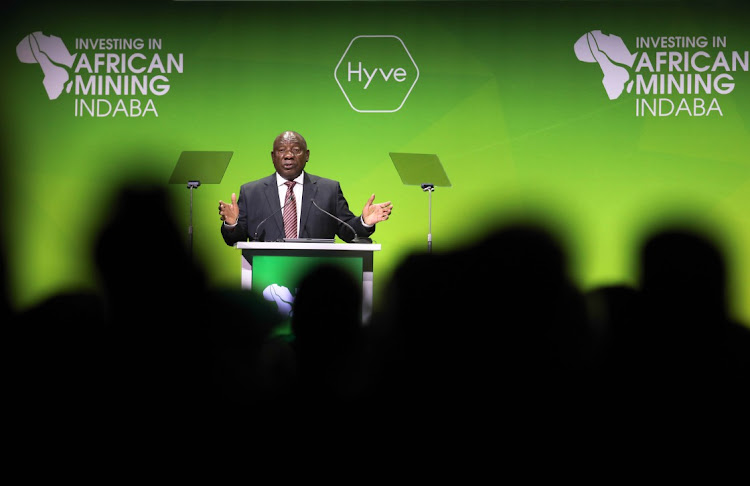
5;187;749;441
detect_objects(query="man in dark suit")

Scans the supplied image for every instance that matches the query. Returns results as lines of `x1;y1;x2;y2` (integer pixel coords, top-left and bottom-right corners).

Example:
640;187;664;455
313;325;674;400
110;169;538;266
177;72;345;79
219;130;393;245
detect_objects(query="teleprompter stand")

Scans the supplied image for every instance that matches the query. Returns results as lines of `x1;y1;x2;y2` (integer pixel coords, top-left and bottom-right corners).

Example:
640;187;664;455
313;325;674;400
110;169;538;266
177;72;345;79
169;151;233;257
389;152;451;253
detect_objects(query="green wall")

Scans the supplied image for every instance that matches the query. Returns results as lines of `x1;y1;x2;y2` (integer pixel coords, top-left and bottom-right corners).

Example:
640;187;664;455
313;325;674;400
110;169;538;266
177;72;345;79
2;1;749;323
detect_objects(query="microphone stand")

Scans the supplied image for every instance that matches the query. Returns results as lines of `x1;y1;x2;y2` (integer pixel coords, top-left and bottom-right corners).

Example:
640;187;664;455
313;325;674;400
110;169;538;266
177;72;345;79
187;180;200;258
312;199;368;243
421;183;434;253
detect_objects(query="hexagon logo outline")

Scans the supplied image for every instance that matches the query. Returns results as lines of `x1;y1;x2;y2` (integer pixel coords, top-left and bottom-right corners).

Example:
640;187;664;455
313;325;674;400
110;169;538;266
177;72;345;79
334;35;420;113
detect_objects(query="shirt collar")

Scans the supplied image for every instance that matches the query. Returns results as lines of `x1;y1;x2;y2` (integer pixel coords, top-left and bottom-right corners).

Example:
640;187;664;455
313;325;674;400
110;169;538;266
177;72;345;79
276;171;304;187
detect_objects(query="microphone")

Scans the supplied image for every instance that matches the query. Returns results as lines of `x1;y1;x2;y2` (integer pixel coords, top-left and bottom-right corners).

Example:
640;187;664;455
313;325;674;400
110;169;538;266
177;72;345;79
254;191;294;241
311;199;370;243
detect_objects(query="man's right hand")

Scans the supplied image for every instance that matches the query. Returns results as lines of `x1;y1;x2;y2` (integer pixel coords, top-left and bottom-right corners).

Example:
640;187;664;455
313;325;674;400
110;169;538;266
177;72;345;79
219;193;239;225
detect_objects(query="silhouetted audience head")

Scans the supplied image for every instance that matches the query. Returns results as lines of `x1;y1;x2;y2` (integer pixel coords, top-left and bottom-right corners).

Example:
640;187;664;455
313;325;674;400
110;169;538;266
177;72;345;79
633;224;750;407
366;221;596;424
88;183;214;426
93;183;206;322
204;287;290;415
640;226;728;325
290;263;368;411
475;224;588;336
291;263;362;346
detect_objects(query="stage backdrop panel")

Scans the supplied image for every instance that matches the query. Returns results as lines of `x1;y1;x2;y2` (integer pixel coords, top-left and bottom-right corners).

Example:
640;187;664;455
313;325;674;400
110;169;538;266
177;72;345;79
1;1;749;324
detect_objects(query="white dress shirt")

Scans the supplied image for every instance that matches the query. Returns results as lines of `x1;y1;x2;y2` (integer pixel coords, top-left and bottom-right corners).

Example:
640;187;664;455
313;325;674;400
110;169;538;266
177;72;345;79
276;171;304;236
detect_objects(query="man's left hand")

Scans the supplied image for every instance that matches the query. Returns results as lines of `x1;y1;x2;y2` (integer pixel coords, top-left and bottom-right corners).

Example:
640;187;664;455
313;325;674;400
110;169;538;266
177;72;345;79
362;194;393;226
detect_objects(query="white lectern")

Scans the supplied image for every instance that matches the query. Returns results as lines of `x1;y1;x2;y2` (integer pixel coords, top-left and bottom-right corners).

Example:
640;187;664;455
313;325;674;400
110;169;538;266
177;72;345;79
235;241;382;324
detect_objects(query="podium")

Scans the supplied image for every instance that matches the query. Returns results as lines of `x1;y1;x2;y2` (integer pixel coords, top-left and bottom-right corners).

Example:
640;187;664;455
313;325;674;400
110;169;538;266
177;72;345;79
235;241;382;333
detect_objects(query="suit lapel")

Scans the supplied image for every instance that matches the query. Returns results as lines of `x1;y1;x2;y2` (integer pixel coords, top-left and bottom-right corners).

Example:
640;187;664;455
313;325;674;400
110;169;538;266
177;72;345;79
263;174;284;236
300;172;317;237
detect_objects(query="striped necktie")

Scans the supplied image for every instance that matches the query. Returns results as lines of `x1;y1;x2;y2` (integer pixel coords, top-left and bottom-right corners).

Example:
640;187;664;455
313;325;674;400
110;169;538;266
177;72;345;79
283;181;297;239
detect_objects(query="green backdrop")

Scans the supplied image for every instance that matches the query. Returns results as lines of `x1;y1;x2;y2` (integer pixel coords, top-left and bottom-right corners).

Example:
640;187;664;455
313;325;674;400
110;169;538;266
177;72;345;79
1;0;748;324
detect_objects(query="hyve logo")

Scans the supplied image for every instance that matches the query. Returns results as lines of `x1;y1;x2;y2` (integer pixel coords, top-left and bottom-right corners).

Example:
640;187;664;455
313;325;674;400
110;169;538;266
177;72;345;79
335;35;419;113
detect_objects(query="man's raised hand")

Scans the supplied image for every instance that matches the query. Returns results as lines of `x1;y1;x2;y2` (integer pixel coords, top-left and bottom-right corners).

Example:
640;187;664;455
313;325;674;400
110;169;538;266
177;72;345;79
362;194;393;226
219;193;239;225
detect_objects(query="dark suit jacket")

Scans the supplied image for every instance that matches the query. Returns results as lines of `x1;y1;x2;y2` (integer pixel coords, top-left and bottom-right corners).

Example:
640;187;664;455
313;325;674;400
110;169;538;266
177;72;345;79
221;172;375;245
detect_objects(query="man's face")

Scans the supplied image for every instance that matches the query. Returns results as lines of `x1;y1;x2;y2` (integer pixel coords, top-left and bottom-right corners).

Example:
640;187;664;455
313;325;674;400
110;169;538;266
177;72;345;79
271;133;309;180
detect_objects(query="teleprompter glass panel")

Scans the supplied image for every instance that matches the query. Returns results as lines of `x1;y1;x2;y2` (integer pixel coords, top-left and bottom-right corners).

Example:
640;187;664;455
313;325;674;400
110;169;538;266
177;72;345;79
168;151;233;184
389;152;451;187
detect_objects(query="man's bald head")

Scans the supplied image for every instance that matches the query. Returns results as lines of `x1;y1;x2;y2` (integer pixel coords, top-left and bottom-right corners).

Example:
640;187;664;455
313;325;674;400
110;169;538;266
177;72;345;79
271;130;310;180
274;131;307;149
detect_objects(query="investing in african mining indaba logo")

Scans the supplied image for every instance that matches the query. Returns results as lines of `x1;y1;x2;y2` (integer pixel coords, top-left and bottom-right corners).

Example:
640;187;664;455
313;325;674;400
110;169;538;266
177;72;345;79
16;32;184;118
263;284;295;319
335;35;419;113
574;30;749;117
